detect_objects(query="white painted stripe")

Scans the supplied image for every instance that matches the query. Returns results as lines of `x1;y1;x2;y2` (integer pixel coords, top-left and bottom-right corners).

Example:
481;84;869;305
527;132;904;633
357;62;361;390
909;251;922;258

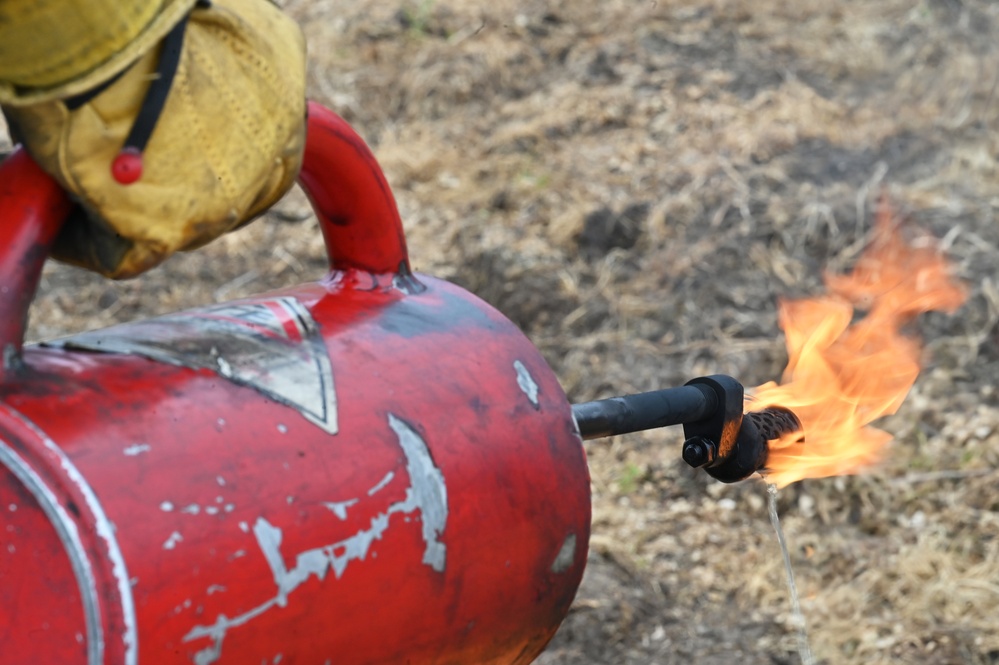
2;406;138;665
0;438;103;665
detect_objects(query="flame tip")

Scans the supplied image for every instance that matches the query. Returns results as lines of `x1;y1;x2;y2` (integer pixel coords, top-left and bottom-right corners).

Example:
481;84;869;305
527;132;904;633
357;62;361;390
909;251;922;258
753;199;966;484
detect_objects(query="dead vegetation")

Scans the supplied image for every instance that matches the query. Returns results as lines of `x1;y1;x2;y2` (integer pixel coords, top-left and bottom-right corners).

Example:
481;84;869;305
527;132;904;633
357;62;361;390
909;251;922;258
8;0;999;663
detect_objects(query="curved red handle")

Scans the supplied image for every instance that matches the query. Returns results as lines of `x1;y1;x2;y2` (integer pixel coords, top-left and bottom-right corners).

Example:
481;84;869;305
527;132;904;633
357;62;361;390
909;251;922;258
297;101;411;276
0;102;410;365
0;149;72;369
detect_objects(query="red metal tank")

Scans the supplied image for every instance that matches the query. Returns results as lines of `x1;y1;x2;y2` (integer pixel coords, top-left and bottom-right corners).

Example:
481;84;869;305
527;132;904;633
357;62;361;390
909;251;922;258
0;104;591;665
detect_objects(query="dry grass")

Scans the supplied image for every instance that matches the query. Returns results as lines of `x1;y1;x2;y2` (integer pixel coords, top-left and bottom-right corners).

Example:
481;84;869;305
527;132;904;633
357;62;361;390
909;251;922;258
9;0;999;662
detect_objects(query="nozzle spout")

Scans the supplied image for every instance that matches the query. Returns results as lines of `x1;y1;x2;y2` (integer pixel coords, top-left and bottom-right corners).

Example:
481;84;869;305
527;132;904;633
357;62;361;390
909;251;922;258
570;375;803;484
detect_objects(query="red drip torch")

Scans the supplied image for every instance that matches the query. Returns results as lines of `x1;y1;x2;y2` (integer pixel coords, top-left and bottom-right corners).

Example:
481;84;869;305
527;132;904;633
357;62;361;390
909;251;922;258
0;103;799;664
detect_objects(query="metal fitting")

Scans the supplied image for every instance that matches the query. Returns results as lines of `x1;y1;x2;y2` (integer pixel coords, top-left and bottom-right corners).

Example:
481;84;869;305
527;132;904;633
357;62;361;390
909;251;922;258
681;437;717;468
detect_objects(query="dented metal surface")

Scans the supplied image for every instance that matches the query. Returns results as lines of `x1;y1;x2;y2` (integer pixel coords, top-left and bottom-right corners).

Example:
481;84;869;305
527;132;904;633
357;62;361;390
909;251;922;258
3;274;590;664
0;105;591;665
47;297;339;434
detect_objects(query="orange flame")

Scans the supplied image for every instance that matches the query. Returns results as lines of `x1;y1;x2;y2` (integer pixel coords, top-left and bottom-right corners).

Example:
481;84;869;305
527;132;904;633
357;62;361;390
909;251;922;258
749;201;967;488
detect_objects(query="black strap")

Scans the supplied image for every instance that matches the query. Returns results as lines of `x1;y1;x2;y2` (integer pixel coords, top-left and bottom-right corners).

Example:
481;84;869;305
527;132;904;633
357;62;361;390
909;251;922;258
65;0;210;114
64;67;130;111
121;12;190;154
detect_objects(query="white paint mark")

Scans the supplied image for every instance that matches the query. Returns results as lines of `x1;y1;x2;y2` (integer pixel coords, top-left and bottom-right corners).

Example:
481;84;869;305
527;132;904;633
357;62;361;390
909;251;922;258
367;471;395;496
239;521;249;533
182;504;201;515
514;360;540;408
216;476;226;487
76;633;84;644
277;424;288;434
4;406;138;665
163;532;184;550
217;418;226;428
286;496;294;505
231;550;246;559
186;599;275;665
323;499;358;521
205;506;220;516
216;356;233;378
130;577;139;587
390;415;448;571
7;502;15;511
184;413;448;663
551;533;577;574
7;543;14;553
184;599;192;608
216;496;224;504
273;655;283;664
207;585;227;595
122;443;151;456
160;501;174;512
225;504;235;513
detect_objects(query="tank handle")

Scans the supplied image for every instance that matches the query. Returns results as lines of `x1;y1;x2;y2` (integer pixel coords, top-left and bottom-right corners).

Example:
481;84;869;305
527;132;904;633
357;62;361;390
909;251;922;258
297;101;411;276
0;149;72;373
0;102;410;370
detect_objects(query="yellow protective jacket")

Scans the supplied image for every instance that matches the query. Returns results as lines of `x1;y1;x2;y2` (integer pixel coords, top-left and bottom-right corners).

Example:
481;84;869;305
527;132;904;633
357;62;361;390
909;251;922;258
0;0;307;278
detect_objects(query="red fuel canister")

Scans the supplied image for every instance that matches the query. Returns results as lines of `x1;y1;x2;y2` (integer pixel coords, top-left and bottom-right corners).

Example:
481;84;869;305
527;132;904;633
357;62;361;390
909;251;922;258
0;104;591;665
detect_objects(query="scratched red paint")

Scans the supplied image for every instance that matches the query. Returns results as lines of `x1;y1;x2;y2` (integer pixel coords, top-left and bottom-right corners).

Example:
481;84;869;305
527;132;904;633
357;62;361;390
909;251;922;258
0;105;591;665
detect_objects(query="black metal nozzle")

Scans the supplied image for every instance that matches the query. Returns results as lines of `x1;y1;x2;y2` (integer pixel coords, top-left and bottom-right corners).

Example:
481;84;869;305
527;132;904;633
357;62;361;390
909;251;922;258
680;375;756;483
745;407;803;443
707;406;802;483
572;382;718;440
570;375;803;484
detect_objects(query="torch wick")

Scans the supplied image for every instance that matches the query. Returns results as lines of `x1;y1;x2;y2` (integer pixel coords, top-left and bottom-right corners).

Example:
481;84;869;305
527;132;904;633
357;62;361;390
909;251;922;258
767;483;816;665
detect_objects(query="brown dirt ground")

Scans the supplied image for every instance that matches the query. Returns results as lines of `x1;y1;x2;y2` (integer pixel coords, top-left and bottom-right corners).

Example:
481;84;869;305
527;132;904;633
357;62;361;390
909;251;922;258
6;1;999;663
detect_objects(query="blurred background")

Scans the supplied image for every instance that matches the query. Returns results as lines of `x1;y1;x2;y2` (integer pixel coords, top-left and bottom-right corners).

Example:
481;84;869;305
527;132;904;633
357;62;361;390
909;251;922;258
8;1;999;663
